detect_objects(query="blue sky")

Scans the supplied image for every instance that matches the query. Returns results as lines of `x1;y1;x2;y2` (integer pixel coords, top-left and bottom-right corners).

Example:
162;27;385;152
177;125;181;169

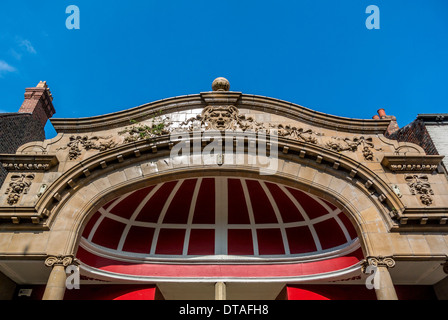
1;1;447;139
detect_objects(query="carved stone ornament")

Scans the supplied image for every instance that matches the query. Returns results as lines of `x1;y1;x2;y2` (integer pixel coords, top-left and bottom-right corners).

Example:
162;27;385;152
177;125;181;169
5;173;35;206
381;155;443;173
119;116;172;143
44;255;77;268
405;174;434;206
119;105;378;161
0;154;59;172
3;162;50;171
361;256;396;272
212;77;230;92
58;135;117;160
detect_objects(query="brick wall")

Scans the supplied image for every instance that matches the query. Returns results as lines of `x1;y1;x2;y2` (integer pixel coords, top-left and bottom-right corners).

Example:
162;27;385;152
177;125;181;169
0;113;46;187
387;119;439;156
0;82;55;188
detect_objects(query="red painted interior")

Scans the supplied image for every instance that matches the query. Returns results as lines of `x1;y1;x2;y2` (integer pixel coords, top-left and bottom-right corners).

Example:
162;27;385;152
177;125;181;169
265;182;304;223
82;178;358;258
91;217;126;250
286;226;317;254
122;226;155;254
227;179;250;224
227;229;254;255
136;180;178;223
245;179;278;224
76;246;363;278
193;178;215;224
188;229;215;255
313;218;348;250
163;178;196;224
286;285;438;300
78;177;364;280
155;229;186;255
257;229;285;255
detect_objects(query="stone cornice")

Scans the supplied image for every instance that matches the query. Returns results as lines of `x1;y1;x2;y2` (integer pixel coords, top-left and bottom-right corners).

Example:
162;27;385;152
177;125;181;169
237;94;391;134
381;154;444;172
50;92;391;135
51;94;204;134
0;154;59;172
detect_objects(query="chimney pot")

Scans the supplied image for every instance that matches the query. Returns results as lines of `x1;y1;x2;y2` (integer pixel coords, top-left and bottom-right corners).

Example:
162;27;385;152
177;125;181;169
378;108;387;119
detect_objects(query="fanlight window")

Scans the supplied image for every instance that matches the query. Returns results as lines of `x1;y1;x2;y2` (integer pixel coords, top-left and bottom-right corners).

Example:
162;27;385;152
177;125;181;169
81;177;358;260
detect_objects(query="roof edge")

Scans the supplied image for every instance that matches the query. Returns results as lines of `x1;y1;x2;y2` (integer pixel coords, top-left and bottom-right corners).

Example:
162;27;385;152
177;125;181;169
50;92;391;135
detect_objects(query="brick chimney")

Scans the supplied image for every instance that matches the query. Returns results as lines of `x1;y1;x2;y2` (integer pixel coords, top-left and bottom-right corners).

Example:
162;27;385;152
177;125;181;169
373;108;399;137
18;81;55;126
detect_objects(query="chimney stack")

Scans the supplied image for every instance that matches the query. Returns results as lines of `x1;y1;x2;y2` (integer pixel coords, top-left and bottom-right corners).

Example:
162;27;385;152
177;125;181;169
18;81;55;127
372;108;400;137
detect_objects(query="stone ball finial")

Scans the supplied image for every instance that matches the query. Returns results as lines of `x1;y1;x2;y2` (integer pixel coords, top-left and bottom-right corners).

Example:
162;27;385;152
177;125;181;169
212;77;230;92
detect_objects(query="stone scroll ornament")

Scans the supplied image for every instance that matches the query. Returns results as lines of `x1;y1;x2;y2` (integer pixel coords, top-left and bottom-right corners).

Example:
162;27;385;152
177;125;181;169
361;256;396;272
5;173;35;205
45;255;77;268
58;135;117;160
119;105;378;161
405;174;434;206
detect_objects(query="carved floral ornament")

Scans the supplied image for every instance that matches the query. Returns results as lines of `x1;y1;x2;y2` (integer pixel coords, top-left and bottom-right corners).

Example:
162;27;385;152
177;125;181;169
5;173;35;206
119;105;379;161
405;174;434;206
58;135;117;160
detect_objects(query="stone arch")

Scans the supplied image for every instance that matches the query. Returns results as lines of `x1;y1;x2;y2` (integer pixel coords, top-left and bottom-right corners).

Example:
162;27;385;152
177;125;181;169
42;142;400;261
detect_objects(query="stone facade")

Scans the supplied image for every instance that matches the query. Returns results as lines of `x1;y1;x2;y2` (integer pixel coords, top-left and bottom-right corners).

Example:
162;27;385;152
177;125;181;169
0;78;447;300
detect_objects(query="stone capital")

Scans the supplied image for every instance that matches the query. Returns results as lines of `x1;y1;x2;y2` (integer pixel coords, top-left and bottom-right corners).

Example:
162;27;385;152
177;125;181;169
44;255;77;268
362;256;396;272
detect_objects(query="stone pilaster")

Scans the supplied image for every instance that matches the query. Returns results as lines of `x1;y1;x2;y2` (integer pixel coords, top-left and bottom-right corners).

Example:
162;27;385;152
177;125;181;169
42;255;75;301
215;282;226;300
362;256;398;300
